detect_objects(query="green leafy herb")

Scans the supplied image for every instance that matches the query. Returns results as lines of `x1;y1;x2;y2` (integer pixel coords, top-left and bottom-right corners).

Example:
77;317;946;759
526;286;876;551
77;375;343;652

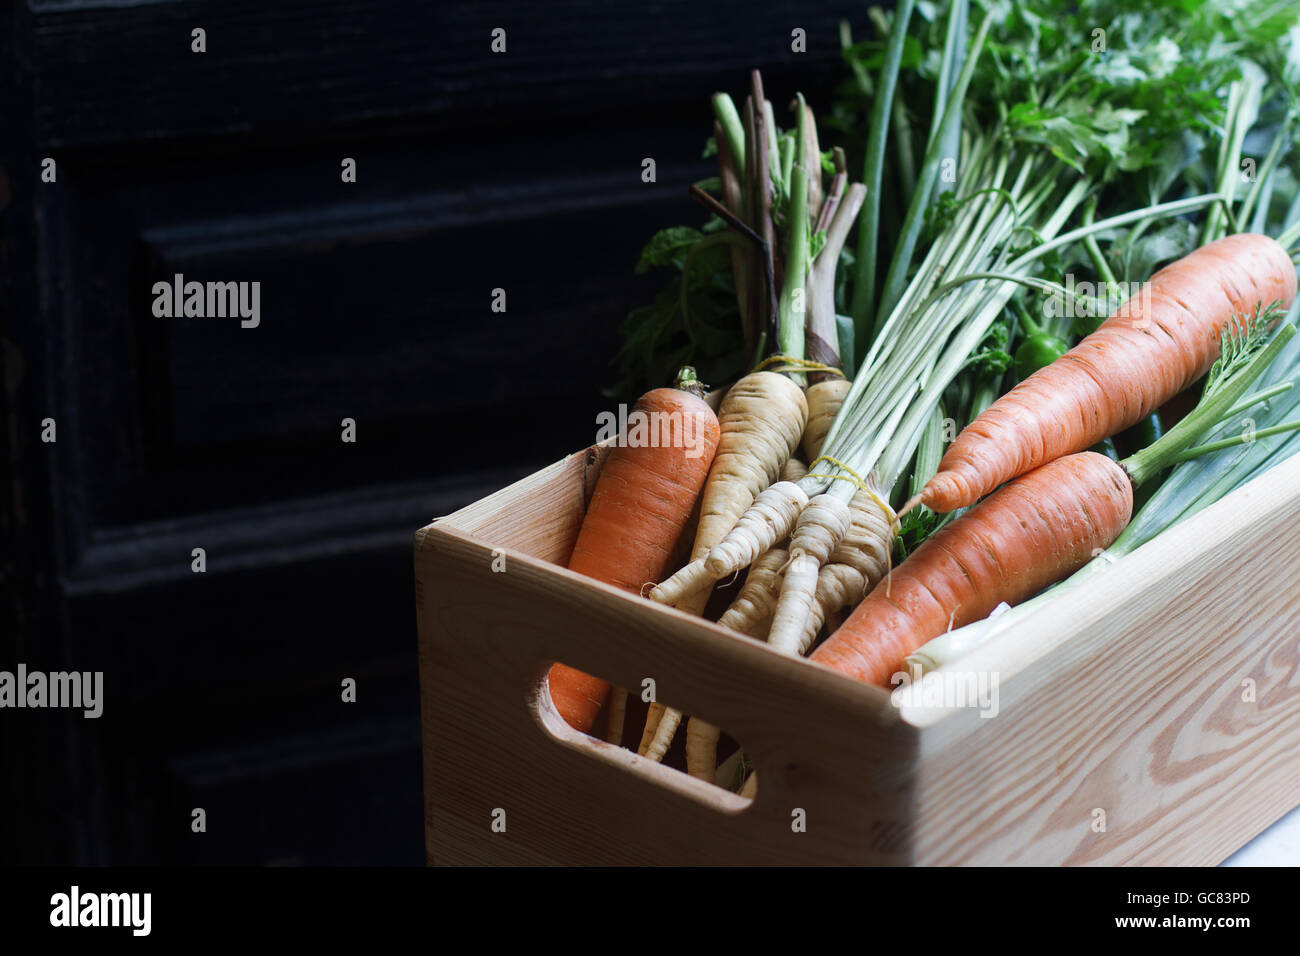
635;226;705;274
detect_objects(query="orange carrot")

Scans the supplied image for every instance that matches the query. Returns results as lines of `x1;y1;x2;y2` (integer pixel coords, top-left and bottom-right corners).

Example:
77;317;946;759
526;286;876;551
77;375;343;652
913;234;1297;513
547;370;720;732
812;452;1132;686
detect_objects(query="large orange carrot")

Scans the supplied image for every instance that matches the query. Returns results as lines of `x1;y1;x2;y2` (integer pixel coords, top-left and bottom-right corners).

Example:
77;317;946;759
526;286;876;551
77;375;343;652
547;370;720;732
812;452;1132;686
914;234;1296;513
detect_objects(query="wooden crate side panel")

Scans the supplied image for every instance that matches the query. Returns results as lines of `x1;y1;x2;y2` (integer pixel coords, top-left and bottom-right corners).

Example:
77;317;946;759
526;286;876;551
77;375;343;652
427;446;611;565
911;452;1300;865
416;526;918;865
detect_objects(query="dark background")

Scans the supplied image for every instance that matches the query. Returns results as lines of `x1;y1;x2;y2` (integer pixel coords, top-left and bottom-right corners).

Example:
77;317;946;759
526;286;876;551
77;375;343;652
0;1;861;864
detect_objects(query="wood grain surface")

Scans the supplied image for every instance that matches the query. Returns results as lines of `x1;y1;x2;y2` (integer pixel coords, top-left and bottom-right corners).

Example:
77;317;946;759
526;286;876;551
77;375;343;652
907;449;1300;865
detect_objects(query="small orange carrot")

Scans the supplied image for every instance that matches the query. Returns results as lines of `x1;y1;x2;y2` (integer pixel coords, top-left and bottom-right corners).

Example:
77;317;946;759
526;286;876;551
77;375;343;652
547;369;720;732
812;452;1132;686
913;234;1297;513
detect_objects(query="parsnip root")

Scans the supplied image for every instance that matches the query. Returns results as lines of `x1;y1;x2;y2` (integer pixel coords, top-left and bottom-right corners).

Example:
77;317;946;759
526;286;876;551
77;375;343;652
639;706;682;762
802;378;852;460
692;371;807;556
705;481;809;577
685;718;721;781
781;456;809;483
604;687;628;745
792;488;895;653
715;547;788;637
684;548;787;781
768;494;853;654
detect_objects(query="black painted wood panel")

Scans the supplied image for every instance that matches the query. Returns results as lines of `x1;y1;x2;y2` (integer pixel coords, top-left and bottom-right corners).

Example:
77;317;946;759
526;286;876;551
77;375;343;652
29;1;860;146
1;0;868;864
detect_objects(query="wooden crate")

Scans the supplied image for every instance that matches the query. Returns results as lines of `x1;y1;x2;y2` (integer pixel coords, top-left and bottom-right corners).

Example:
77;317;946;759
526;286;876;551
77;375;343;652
415;443;1300;865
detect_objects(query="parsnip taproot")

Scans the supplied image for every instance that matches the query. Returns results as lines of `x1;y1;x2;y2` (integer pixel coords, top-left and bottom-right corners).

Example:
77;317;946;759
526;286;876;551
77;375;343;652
682;548;787;781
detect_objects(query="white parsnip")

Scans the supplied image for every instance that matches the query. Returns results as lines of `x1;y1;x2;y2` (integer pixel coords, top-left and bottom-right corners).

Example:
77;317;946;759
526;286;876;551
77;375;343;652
704;481;809;577
647;558;713;607
682;549;787;780
636;704;665;755
651;372;807;603
691;371;807;564
685;719;724;781
639;707;681;762
802;378;852;460
781;456;808;483
794;489;896;652
716;547;787;637
768;495;852;654
796;562;869;653
835;488;895;581
650;480;809;604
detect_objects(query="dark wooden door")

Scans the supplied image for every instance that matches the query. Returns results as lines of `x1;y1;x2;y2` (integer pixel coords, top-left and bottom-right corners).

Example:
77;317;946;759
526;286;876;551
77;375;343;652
0;0;860;864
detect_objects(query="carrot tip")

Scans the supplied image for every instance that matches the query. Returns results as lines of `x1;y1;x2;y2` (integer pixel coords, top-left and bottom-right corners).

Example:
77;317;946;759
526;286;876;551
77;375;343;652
897;492;925;519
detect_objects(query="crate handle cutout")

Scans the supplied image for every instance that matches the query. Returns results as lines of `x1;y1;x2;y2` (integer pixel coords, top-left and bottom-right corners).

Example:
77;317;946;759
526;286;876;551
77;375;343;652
529;660;755;816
